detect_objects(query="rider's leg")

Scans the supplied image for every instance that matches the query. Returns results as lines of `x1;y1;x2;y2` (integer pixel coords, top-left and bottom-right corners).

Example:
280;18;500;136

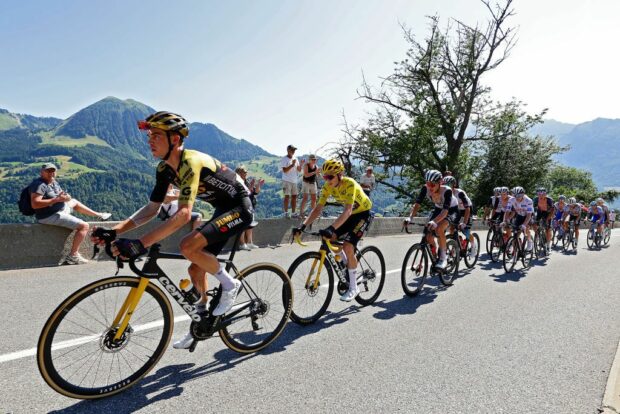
187;263;208;304
343;241;358;293
437;220;448;260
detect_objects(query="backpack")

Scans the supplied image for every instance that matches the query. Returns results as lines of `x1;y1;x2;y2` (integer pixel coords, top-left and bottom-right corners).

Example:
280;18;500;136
18;186;35;216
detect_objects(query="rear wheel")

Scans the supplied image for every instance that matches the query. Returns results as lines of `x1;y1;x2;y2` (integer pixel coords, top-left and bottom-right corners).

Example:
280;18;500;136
586;228;595;249
440;239;459;285
463;233;480;269
485;227;495;256
522;237;534;268
354;246;386;306
503;237;518;273
37;276;173;399
220;263;292;353
287;251;334;325
401;244;428;297
534;229;546;258
604;228;611;246
490;231;503;262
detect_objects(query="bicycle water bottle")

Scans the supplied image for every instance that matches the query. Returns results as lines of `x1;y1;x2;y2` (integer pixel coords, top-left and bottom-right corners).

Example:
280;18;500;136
335;252;348;270
459;236;467;251
179;279;201;304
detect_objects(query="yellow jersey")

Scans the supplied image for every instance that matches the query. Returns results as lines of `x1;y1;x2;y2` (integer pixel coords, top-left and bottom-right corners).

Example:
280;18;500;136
318;176;372;214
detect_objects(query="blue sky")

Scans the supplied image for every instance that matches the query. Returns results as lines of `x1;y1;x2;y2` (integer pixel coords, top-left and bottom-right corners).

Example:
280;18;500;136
1;0;619;156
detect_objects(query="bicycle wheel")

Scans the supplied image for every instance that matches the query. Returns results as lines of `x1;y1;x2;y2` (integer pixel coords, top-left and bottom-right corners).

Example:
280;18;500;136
37;276;173;399
503;237;518;273
522;238;534;268
354;245;386;306
440;239;459;285
287;251;334;325
219;263;292;353
534;229;545;258
401;243;428;297
551;227;561;248
604;228;611;246
587;228;595;249
563;230;573;252
486;227;495;256
464;233;480;269
490;231;503;262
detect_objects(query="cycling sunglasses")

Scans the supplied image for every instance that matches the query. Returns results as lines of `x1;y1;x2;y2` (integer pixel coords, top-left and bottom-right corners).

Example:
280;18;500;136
137;120;150;130
323;174;335;180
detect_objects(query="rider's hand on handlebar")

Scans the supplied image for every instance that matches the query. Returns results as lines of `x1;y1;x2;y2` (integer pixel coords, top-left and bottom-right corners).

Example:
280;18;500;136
292;224;306;237
404;217;411;224
90;227;117;245
520;224;527;232
458;223;466;231
319;225;336;239
112;238;147;259
427;220;438;230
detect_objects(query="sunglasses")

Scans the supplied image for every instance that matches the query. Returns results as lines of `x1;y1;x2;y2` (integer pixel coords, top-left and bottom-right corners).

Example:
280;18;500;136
44;169;56;172
323;174;335;180
137;120;151;130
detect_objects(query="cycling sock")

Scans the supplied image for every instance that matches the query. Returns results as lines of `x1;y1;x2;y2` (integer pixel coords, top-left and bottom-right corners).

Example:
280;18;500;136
214;264;236;290
348;268;358;290
439;249;446;260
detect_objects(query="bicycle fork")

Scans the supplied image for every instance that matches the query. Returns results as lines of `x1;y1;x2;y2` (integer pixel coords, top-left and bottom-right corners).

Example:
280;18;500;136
111;277;150;341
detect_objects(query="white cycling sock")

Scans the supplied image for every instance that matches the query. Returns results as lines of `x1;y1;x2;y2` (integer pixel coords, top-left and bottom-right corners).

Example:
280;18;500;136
214;264;236;290
348;268;358;291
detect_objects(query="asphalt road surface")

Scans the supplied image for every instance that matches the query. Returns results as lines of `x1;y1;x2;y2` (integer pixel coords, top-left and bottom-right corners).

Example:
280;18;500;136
1;230;619;413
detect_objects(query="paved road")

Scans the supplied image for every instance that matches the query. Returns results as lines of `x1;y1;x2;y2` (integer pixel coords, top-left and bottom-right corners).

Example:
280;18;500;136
1;230;619;413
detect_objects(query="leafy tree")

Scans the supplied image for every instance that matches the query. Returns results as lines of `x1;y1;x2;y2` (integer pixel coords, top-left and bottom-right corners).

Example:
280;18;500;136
544;165;619;204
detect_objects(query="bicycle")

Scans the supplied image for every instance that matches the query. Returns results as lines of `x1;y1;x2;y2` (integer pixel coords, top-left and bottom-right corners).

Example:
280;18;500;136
37;230;293;399
603;225;611;246
562;220;578;252
551;218;564;248
289;230;386;325
488;220;510;263
586;220;603;249
401;223;460;296
502;224;534;273
533;218;550;258
448;223;480;269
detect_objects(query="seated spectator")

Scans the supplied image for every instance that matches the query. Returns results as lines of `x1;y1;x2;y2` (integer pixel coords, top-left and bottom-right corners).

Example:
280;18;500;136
158;184;202;230
29;162;111;265
236;165;264;250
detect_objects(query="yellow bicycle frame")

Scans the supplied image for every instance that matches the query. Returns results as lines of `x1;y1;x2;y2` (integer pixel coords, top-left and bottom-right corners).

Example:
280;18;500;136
111;277;150;341
294;235;342;291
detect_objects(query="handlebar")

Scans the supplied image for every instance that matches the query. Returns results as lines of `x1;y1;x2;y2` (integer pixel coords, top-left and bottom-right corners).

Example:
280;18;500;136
293;230;342;253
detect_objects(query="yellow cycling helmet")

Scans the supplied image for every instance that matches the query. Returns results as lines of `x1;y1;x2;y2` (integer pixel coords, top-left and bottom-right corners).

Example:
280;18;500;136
321;159;345;175
138;111;189;138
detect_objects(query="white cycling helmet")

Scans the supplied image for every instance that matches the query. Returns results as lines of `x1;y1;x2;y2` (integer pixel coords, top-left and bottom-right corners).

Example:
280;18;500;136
568;197;576;204
512;186;525;196
424;169;443;183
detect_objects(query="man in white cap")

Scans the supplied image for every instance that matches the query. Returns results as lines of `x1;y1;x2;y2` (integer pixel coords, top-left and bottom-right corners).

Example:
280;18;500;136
280;144;304;218
359;166;376;197
29;162;111;265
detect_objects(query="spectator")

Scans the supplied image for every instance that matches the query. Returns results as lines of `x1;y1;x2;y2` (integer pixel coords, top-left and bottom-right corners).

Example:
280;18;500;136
29;162;111;265
609;209;616;228
300;154;320;219
158;184;202;230
236;165;264;250
280;144;303;218
359;166;376;197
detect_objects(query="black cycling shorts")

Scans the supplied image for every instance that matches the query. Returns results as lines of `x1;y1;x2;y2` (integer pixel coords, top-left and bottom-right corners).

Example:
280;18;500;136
455;208;473;227
514;214;528;227
432;206;459;226
568;214;581;225
534;210;551;224
491;211;504;223
335;210;373;246
198;197;254;255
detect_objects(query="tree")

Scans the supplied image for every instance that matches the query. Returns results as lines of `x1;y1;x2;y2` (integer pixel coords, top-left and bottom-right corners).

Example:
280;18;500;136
349;0;517;185
545;165;619;204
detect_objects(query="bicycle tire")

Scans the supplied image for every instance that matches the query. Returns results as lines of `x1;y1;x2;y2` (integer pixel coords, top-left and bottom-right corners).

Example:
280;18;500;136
440;239;459;285
401;243;428;297
586;228;595;249
503;237;518;273
486;227;495;256
287;251;334;325
354;245;386;306
490;231;503;262
534;229;546;258
604;228;611;246
551;227;561;248
219;263;292;353
463;233;480;269
522;239;534;268
37;276;173;399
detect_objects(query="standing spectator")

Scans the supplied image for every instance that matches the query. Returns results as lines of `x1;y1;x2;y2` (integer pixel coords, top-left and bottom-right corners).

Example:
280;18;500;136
158;184;202;230
359;166;376;197
609;209;616;228
236;166;264;250
29;162;111;265
300;154;320;219
280;144;303;218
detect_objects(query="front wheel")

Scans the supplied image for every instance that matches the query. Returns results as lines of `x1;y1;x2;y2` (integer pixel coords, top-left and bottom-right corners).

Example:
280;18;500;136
401;244;428;297
440;239;460;285
220;263;292;353
463;233;480;269
587;228;595;249
37;276;173;399
287;251;334;325
354;245;386;306
490;231;503;263
503;237;518;273
604;228;611;246
534;229;546;258
485;227;495;256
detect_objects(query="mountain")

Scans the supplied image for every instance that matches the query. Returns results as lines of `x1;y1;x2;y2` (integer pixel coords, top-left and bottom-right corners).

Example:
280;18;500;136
535;118;620;189
186;123;271;161
0;108;62;131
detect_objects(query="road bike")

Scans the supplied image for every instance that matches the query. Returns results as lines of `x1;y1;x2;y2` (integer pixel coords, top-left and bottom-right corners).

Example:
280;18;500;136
560;220;578;252
487;220;510;262
550;218;564;248
586;220;603;249
288;230;386;325
401;223;460;296
533;218;550;258
502;224;534;273
37;230;293;399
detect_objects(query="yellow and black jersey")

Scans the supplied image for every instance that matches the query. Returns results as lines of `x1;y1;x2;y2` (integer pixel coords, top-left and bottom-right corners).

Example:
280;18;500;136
150;149;248;209
318;176;372;214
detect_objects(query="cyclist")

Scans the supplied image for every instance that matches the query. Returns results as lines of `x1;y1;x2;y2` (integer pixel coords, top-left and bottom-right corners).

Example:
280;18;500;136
532;187;554;250
405;170;459;270
552;195;567;240
596;198;611;229
561;197;582;245
587;200;605;238
91;111;254;350
292;159;372;301
483;187;501;224
502;186;534;252
442;175;476;257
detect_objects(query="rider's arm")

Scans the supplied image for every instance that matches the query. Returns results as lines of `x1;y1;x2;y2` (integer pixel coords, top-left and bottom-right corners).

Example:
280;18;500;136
303;203;324;227
140;203;193;248
463;206;471;225
111;201;162;235
332;204;353;229
523;212;532;227
408;186;426;219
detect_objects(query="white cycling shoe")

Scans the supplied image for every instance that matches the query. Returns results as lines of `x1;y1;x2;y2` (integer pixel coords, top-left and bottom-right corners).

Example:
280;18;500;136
172;331;195;349
340;288;359;302
212;280;242;316
435;259;447;270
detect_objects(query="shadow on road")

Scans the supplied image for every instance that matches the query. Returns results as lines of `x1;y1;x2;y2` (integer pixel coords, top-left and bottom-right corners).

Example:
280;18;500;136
371;277;444;320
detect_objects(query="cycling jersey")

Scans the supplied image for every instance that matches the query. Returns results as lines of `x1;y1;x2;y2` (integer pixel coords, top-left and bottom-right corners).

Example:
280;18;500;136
318;176;372;214
415;185;458;210
564;203;583;217
498;195;514;213
507;195;534;217
454;188;472;211
533;196;554;212
150;149;249;209
553;202;566;220
588;205;605;224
